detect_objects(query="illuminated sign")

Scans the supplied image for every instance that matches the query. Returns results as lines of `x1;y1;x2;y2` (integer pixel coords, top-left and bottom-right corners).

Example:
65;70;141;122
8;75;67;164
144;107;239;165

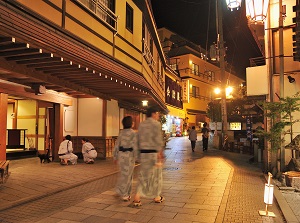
230;122;241;130
165;76;183;109
182;79;189;103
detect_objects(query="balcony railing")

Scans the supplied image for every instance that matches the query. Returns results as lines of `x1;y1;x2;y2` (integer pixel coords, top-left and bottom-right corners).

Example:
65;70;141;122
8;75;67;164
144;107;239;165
77;0;118;31
189;94;211;101
249;57;266;67
179;68;216;82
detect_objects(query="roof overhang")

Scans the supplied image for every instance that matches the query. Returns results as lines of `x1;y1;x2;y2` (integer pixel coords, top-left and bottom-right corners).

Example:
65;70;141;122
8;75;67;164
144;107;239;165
0;1;167;112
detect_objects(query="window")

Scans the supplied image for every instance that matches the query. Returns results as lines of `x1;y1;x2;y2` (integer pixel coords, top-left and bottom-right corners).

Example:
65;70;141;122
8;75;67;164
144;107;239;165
206;71;215;81
78;0;116;30
126;3;133;33
192;63;199;75
191;86;199;98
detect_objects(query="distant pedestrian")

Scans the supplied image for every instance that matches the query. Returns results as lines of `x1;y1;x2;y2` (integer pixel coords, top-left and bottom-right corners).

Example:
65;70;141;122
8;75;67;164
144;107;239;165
188;126;197;152
81;138;97;164
201;122;210;151
113;116;138;202
133;107;165;207
58;135;78;165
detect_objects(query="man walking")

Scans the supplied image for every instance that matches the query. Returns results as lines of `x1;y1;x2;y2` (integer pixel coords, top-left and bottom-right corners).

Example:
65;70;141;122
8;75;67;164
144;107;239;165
188;126;197;152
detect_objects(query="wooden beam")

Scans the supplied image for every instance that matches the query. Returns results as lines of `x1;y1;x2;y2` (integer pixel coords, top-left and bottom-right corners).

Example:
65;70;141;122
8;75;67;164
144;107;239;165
0;43;29;51
6;53;53;61
17;57;62;65
0;37;15;45
53;103;63;161
26;61;71;68
0;57;111;100
0;81;73;106
0;93;8;160
0;48;42;57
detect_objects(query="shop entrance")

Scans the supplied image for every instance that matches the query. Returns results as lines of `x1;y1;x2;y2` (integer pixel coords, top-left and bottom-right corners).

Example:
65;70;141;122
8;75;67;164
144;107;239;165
6;98;55;159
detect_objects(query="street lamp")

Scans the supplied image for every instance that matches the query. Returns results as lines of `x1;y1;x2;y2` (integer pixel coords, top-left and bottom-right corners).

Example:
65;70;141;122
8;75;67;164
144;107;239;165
226;0;242;10
246;0;270;22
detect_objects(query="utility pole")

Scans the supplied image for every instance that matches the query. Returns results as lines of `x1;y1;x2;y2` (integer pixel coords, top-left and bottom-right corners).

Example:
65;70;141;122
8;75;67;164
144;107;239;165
279;0;285;172
217;0;228;144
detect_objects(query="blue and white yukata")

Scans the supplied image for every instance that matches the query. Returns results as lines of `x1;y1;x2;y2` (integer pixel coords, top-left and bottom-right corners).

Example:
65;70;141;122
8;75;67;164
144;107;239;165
82;142;97;163
136;117;164;198
113;129;138;198
58;140;78;164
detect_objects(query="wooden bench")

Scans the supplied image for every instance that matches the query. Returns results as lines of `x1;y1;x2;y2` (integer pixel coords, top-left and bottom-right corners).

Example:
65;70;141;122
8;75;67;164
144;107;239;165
0;160;10;184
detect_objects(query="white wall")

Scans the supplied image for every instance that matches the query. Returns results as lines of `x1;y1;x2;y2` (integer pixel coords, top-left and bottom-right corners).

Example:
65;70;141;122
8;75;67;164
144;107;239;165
106;99;120;136
63;98;78;137
78;98;103;136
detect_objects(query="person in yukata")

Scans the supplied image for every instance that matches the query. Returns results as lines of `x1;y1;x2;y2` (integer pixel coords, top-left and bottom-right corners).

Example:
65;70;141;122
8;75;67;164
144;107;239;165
58;135;78;165
113;116;138;202
81;138;97;164
188;126;197;152
132;106;165;207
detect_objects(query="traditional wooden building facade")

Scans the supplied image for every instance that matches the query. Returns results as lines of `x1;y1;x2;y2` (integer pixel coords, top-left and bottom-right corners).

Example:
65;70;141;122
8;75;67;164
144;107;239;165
0;0;167;160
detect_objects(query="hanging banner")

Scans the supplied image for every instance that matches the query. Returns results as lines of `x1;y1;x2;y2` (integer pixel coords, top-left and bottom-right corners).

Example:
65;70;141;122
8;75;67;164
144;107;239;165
182;79;190;103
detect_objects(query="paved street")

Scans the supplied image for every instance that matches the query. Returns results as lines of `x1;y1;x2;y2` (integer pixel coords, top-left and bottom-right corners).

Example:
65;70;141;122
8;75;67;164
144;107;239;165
0;136;293;222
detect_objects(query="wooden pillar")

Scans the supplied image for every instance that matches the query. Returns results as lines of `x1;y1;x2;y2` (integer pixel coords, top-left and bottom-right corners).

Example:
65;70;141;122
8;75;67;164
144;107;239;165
53;103;63;161
0;93;8;160
102;100;107;137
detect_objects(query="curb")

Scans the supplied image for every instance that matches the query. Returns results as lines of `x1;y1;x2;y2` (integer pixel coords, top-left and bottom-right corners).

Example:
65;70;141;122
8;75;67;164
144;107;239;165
0;170;119;212
215;160;234;223
265;175;299;223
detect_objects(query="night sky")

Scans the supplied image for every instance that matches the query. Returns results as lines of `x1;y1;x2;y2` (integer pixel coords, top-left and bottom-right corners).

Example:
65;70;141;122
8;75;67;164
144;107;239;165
150;0;262;79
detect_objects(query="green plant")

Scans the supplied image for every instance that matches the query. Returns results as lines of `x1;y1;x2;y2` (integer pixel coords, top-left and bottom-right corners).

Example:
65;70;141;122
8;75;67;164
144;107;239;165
258;93;300;153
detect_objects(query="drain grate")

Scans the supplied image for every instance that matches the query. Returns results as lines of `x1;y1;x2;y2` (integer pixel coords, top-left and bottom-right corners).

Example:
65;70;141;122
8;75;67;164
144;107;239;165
163;167;181;171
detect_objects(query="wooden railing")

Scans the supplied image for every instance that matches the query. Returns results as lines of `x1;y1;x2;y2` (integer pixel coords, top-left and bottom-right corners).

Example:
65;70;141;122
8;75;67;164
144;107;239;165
71;136;117;159
77;0;118;31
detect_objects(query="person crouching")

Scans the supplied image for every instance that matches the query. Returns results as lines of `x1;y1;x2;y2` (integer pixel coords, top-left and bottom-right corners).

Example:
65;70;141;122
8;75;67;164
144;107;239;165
58;135;78;165
81;138;97;164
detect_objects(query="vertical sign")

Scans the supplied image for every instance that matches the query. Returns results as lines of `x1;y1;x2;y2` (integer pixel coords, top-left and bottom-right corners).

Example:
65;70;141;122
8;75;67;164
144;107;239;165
182;79;189;103
246;116;252;140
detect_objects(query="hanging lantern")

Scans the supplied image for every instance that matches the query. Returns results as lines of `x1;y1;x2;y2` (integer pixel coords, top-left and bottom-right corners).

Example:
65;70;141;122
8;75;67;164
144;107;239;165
226;0;242;10
246;0;269;22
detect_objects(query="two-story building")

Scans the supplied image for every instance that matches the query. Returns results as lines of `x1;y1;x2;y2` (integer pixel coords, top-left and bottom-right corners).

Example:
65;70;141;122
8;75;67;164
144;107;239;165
0;0;168;160
158;28;244;133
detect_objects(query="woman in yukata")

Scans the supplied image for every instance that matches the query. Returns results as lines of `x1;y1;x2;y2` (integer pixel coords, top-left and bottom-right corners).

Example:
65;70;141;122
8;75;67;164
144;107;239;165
113;116;138;201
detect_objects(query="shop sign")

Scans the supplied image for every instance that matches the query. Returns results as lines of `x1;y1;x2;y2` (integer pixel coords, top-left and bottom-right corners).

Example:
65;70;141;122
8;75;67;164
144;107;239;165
230;122;241;130
182;79;189;103
246;116;252;140
165;76;183;109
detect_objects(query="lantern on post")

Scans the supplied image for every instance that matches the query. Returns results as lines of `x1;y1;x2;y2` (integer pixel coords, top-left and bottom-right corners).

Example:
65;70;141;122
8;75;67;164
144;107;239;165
259;172;276;217
225;0;242;10
246;0;270;22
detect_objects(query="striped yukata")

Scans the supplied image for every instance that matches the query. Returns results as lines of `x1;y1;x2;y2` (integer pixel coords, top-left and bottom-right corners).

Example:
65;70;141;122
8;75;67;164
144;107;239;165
136;117;164;198
113;129;138;198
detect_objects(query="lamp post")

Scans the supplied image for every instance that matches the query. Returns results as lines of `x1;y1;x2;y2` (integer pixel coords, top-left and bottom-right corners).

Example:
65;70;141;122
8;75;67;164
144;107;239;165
216;0;228;143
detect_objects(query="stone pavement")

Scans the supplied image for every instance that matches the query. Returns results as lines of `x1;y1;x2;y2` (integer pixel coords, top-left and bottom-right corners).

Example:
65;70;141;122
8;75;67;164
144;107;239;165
0;156;119;211
0;136;293;223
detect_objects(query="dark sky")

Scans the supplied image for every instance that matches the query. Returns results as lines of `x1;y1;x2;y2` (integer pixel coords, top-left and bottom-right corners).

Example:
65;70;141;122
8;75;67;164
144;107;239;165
150;0;262;79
